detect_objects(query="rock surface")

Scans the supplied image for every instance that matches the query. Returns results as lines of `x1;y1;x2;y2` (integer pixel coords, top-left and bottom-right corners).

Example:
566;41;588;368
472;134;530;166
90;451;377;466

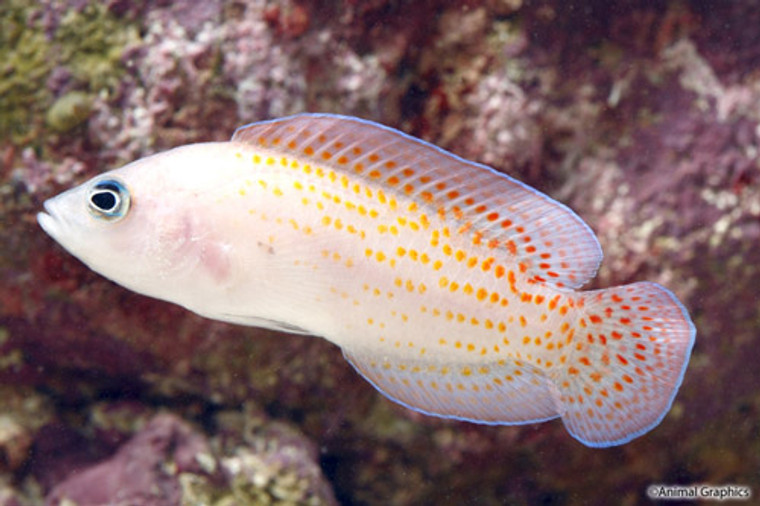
1;1;758;504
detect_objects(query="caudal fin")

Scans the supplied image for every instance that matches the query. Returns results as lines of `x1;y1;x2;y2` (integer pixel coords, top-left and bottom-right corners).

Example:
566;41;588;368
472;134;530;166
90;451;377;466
551;282;696;447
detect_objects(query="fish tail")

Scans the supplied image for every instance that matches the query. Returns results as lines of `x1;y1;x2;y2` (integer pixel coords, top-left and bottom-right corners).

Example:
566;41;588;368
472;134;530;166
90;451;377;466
550;282;696;447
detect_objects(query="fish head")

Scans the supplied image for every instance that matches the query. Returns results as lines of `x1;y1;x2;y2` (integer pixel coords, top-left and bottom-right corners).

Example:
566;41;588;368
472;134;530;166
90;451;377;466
36;145;229;301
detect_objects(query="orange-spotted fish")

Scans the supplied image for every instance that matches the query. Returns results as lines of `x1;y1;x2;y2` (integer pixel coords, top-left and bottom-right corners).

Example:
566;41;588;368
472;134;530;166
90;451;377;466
37;114;695;447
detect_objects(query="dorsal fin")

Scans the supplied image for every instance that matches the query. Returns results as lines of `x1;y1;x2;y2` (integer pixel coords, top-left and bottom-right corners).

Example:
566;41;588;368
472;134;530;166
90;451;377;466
232;114;602;289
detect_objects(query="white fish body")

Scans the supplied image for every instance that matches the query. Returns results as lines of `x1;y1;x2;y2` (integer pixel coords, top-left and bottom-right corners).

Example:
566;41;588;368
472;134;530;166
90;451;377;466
38;114;696;447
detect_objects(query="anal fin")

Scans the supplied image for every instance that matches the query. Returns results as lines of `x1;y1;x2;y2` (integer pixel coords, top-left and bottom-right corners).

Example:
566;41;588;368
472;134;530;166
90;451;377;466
342;348;560;425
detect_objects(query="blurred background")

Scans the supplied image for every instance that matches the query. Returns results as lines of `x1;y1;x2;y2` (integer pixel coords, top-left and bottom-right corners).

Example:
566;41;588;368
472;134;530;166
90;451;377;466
1;0;758;504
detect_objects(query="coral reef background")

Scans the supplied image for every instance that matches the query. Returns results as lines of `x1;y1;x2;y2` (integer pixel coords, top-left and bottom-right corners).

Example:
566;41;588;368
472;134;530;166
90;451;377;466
1;0;759;504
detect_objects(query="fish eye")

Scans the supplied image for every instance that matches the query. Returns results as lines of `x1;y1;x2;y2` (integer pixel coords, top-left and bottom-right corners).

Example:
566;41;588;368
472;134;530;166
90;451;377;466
87;179;130;221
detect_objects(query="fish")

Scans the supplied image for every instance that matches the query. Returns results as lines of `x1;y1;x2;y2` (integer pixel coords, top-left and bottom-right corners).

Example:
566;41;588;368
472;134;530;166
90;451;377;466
37;113;696;447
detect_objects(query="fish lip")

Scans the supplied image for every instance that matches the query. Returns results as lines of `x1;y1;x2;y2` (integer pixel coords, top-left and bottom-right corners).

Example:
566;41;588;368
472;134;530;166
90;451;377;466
37;200;60;238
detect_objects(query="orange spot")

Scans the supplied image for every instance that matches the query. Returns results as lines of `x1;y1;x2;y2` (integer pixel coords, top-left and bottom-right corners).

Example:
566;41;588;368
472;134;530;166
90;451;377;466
304;146;314;155
588;314;602;324
616;354;628;365
579;357;591;366
568;367;579;375
494;265;505;278
387;176;400;186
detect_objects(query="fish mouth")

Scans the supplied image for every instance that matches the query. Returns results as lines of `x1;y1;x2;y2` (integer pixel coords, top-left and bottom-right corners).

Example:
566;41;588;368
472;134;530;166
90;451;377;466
37;200;61;239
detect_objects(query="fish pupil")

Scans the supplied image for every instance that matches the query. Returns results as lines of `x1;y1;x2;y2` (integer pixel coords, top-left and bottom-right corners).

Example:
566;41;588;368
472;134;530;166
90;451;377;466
91;191;117;211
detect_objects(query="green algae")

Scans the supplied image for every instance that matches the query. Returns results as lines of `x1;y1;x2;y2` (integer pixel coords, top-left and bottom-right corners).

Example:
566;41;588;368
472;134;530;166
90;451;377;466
46;91;93;132
0;0;51;141
0;0;138;142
